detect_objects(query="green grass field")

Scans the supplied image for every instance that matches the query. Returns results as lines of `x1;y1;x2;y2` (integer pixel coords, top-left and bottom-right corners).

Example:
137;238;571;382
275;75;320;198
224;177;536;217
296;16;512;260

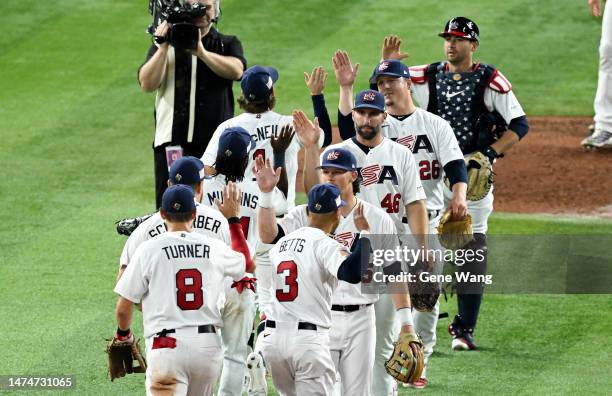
1;0;611;394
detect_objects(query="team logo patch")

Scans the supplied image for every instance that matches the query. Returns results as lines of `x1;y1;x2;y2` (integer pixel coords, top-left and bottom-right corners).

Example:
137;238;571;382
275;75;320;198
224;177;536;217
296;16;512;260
175;173;182;182
266;76;273;89
363;92;377;102
449;19;459;31
396;135;416;150
173;202;181;211
315;203;322;211
360;164;382;186
378;61;389;71
453;73;462;81
224;149;233;157
327;151;340;160
334;231;356;249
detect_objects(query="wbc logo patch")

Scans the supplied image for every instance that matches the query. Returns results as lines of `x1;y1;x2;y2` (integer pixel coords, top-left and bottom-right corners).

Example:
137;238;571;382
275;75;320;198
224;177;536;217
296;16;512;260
327;151;340;160
363;92;377;102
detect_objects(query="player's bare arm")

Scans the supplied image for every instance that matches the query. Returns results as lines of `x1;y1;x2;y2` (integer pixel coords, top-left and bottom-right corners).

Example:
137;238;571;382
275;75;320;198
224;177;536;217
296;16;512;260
490;128;520;156
332;50;359;115
115;297;134;332
270;124;294;197
382;35;409;61
191;30;243;80
138;22;169;92
255;156;282;243
293;110;322;193
405;199;429;249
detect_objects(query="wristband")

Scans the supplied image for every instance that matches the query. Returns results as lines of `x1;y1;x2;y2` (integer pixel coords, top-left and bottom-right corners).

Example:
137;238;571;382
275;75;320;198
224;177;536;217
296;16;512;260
227;217;240;224
396;307;414;326
153;35;167;45
481;146;499;164
272;151;286;169
259;191;274;208
116;327;131;339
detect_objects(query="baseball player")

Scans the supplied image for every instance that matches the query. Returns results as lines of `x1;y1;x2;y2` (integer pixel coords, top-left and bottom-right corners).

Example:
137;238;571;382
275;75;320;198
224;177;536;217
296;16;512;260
582;0;612;149
113;184;249;396
259;183;372;396
256;147;421;395
335;50;469;387
199;126;291;394
202;65;324;210
301;89;429;396
117;155;256;395
406;18;529;350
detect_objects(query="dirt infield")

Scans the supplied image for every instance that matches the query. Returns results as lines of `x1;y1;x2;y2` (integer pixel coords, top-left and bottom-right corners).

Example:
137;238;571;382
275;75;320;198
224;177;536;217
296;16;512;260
297;116;612;217
493;116;612;217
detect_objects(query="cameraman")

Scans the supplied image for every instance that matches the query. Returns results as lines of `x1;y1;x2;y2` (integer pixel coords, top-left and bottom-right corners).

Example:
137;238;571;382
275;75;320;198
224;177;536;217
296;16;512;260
139;0;246;208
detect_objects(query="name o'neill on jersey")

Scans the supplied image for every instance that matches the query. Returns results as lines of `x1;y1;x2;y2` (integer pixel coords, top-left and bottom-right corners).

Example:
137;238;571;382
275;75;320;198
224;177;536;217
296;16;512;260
253;124;280;143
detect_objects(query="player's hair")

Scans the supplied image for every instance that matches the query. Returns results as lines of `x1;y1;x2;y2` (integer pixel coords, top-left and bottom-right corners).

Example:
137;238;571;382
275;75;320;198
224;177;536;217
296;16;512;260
161;211;194;223
214;154;248;183
237;95;276;114
352;176;361;194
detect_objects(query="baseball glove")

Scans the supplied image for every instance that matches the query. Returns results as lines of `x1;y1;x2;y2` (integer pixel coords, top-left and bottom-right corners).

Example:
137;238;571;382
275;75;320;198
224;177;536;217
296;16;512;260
385;332;425;383
115;213;154;236
437;211;473;250
106;334;147;381
410;277;440;312
465;151;494;201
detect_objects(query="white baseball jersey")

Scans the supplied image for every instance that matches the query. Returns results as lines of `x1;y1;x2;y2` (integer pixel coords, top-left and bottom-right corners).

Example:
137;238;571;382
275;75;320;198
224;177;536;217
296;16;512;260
409;65;526;124
114;231;245;338
382;108;464;210
119;203;230;268
278;200;397;305
268;227;349;328
324;138;426;233
201;111;324;210
200;175;286;249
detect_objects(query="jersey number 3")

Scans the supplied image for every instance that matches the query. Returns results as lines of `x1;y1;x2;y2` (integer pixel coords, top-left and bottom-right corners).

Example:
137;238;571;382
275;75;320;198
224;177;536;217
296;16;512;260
276;260;298;302
176;268;203;310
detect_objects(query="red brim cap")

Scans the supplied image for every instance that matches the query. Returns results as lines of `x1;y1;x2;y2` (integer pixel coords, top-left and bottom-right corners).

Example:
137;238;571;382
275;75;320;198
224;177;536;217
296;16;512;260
438;31;478;41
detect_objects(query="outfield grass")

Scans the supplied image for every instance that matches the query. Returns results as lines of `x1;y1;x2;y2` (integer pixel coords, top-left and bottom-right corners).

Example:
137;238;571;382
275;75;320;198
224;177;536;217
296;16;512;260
1;0;611;395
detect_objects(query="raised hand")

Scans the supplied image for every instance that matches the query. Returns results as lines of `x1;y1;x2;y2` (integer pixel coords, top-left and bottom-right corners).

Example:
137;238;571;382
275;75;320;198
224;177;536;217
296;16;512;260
292;110;320;148
382;35;409;61
332;50;360;87
271;124;295;153
353;201;370;232
214;181;241;219
254;156;281;193
304;66;328;95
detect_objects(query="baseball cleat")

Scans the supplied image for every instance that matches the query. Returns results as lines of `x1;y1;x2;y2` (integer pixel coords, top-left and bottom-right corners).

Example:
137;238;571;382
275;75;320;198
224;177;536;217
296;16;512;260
581;129;612;149
403;377;428;389
451;331;477;351
246;352;267;395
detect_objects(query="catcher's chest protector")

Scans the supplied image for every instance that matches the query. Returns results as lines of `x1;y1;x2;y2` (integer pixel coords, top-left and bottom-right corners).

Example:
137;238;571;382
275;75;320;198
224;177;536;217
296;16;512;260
430;64;488;152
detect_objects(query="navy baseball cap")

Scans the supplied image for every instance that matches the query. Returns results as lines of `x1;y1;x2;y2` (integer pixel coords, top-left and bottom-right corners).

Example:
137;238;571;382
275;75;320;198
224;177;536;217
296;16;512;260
162;184;196;213
317;148;357;172
240;65;279;101
353;89;385;112
307;184;346;214
439;17;480;42
169;156;206;186
217;126;256;161
369;59;411;84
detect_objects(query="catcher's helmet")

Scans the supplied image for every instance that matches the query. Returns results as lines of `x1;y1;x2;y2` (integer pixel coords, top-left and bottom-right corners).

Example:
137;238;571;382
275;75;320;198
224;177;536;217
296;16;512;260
439;17;479;42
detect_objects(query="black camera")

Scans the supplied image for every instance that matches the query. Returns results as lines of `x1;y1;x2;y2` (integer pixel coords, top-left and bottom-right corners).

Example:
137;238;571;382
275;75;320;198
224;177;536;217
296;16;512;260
148;1;209;50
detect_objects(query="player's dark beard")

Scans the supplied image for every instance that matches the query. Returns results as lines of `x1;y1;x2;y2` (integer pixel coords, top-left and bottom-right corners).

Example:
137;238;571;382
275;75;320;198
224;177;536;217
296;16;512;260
356;125;379;141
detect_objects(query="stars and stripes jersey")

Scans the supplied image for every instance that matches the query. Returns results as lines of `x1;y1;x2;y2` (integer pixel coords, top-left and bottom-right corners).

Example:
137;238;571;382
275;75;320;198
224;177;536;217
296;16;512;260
409;63;525;153
200;175;287;249
114;231;245;338
201;111;324;210
119;203;230;268
382;108;464;210
268;227;350;328
323;138;426;233
277;199;398;305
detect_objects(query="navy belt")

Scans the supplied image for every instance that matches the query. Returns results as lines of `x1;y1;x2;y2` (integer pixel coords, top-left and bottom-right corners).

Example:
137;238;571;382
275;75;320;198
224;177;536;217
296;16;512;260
156;325;216;336
331;303;372;312
265;320;317;331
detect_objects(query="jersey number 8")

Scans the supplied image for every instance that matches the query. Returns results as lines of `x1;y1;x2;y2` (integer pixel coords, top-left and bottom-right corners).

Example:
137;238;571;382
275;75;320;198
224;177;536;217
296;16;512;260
176;268;203;310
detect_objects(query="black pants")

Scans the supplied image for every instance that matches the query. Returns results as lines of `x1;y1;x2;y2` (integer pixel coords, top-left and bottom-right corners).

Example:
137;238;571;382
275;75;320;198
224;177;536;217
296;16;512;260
153;143;206;209
455;233;488;330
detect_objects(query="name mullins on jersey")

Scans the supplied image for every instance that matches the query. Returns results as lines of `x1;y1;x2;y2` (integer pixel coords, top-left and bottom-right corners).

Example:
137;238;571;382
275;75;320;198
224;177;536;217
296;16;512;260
205;191;259;209
162;243;211;260
148;215;223;238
